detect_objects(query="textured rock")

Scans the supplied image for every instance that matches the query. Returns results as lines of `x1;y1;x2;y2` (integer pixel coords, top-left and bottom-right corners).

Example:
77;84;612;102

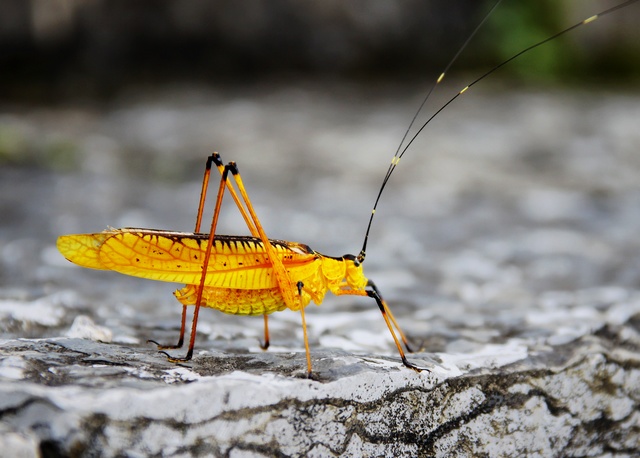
1;288;639;456
1;84;640;456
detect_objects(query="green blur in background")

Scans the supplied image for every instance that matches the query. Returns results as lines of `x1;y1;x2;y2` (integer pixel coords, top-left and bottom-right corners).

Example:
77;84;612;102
0;0;638;103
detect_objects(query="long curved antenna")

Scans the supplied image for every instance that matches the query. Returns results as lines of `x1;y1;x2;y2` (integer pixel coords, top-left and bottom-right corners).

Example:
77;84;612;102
358;0;502;263
393;0;503;161
358;0;639;263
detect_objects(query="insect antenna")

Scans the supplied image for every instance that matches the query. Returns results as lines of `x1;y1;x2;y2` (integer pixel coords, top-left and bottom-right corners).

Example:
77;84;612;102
392;0;503;169
357;0;639;264
357;0;503;263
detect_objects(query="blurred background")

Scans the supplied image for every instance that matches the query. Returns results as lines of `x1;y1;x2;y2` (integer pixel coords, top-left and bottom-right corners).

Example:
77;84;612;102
1;0;639;348
1;0;639;103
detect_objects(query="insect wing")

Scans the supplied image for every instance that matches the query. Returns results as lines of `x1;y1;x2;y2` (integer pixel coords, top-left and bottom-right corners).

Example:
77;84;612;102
57;232;112;270
58;229;317;290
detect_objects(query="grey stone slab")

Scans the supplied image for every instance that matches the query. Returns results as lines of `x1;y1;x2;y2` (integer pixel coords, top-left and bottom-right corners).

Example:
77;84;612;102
0;292;639;456
1;83;640;456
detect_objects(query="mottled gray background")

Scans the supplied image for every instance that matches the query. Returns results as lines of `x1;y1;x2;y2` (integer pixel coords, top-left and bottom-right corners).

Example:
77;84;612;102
1;0;639;370
1;2;640;456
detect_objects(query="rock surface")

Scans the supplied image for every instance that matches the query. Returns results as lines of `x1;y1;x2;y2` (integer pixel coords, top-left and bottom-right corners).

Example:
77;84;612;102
1;83;640;456
1;304;639;456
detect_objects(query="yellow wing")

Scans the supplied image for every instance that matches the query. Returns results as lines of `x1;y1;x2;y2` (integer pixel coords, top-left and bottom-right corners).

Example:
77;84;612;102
56;231;112;270
57;228;319;289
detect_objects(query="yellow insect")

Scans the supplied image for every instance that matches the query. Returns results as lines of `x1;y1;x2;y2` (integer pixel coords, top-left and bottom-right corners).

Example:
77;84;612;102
58;153;419;376
56;0;638;376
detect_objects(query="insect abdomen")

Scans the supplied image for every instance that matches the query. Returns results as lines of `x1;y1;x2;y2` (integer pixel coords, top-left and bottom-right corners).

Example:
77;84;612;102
174;285;302;316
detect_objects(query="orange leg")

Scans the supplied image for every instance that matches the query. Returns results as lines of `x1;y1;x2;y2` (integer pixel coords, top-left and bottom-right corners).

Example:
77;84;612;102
147;306;187;350
216;156;312;375
367;280;416;353
223;162;298;309
335;281;428;372
159;159;236;362
260;314;270;350
210;153;257;235
214;157;309;371
158;154;298;365
148;155;216;351
296;281;312;377
209;154;270;352
194;154;215;233
151;154;270;355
